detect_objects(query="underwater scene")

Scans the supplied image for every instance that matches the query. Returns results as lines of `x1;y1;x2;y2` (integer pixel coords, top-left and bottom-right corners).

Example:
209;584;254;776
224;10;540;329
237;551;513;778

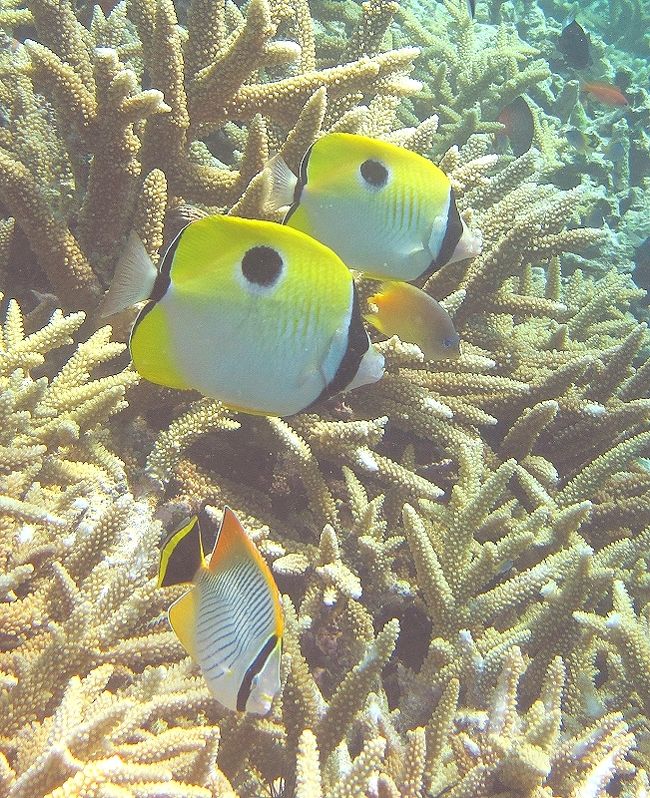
0;0;649;794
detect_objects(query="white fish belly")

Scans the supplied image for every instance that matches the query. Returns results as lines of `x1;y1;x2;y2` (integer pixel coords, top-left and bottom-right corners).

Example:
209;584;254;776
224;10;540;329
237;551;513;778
193;561;276;711
301;192;431;280
161;287;351;416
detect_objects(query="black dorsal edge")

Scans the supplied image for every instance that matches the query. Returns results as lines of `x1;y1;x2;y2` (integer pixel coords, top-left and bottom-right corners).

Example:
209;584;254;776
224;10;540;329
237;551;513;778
131;225;186;337
283;143;314;224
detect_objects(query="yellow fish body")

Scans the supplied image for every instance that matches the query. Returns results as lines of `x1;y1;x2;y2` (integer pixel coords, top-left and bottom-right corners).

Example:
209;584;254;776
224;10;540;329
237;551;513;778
158;508;283;715
267;132;482;282
100;215;384;416
365;280;461;361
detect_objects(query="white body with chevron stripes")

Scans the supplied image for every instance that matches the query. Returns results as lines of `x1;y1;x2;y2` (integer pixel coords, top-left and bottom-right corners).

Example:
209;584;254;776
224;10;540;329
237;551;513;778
160;507;284;715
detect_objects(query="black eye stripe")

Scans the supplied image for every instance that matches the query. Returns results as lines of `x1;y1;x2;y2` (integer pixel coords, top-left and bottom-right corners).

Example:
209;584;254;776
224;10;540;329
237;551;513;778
360;159;388;187
241;246;283;287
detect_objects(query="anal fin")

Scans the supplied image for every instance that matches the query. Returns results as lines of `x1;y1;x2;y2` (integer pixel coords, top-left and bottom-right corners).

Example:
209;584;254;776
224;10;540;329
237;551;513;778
168;588;198;661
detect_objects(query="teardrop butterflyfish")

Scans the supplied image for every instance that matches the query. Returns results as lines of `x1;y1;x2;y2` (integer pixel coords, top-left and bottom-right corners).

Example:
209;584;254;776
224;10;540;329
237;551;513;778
100;215;385;417
266;132;482;283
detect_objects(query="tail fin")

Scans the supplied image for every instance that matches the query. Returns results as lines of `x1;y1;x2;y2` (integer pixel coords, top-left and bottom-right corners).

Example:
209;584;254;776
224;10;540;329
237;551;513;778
99;231;158;317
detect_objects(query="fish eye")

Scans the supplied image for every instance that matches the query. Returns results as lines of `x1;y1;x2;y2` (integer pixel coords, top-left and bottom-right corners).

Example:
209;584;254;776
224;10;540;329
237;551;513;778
360;159;388;188
241;246;283;287
444;336;457;348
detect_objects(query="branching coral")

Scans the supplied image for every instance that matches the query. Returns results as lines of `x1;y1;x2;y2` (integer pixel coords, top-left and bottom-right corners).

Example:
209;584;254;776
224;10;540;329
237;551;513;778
0;0;422;308
0;294;138;525
394;0;553;158
0;298;226;796
1;0;649;794
154;139;649;792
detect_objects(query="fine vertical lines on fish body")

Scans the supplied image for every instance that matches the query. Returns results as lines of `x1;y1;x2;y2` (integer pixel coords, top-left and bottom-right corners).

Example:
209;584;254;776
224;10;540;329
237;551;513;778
400;179;414;241
159;508;283;714
385;175;414;252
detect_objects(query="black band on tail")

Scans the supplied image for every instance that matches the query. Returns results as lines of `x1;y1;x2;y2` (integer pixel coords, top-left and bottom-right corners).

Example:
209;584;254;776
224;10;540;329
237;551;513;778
236;634;279;712
419;188;464;281
301;283;369;412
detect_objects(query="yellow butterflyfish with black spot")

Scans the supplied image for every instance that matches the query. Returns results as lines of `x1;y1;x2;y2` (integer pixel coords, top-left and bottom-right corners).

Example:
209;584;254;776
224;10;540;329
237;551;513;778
99;215;384;416
266;132;482;283
158;507;283;715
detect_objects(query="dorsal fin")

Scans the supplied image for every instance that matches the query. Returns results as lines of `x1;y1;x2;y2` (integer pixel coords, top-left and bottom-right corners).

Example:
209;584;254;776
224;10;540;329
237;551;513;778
265;154;298;211
99;231;158;317
208;507;261;570
158;515;204;587
207;507;283;636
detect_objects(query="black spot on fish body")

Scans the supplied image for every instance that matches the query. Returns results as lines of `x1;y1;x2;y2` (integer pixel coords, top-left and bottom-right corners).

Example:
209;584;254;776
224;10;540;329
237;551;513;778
241;246;283;287
360;159;388;188
558;20;592;69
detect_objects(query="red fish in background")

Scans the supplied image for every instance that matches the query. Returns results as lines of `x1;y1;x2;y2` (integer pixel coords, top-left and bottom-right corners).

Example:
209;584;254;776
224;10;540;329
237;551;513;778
581;81;629;106
496;96;535;156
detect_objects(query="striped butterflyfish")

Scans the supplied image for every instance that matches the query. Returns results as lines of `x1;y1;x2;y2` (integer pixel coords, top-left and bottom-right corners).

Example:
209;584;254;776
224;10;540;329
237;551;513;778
99;215;384;417
158;507;283;715
266;132;482;283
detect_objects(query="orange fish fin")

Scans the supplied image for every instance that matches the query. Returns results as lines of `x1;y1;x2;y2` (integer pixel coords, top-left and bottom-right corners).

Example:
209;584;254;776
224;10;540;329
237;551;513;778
207;507;283;635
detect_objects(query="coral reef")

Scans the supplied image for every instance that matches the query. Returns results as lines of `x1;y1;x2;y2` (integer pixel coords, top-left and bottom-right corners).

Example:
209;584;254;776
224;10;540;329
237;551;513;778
1;0;649;796
0;0;421;308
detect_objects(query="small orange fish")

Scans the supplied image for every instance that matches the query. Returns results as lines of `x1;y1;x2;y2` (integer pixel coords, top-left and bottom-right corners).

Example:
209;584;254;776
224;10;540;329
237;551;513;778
364;280;461;362
581;81;629;107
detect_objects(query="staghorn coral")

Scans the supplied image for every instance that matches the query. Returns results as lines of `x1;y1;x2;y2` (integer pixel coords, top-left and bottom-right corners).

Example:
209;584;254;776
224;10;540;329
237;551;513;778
0;297;221;795
1;0;650;795
0;293;138;526
3;267;648;794
0;0;422;309
151;140;649;792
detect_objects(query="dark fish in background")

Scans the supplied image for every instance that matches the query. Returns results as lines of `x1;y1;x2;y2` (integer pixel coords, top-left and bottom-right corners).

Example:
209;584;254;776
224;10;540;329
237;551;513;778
633;237;650;295
558;20;592;69
497;96;535;157
564;127;599;153
466;0;476;17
